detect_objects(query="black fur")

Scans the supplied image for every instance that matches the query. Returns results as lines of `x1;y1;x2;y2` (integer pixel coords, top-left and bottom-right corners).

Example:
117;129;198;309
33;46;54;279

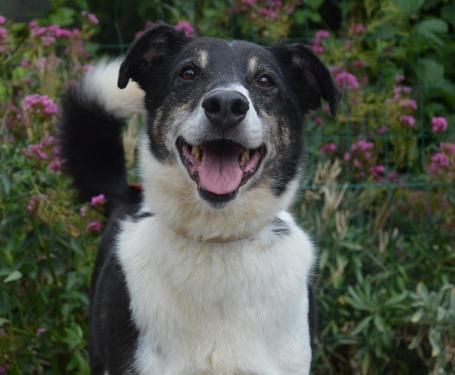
60;88;129;209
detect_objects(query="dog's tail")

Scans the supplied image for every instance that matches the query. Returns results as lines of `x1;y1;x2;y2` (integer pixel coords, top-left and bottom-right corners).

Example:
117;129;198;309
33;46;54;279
60;59;145;208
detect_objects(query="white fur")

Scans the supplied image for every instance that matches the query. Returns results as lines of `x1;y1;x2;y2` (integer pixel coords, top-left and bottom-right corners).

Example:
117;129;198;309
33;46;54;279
117;209;314;375
81;59;145;118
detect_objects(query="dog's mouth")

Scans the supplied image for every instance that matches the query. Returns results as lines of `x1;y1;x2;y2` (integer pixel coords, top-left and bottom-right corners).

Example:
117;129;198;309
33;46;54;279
176;137;266;201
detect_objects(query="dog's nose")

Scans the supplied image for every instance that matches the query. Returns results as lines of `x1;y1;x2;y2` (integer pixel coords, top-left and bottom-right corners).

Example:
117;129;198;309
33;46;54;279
202;91;249;129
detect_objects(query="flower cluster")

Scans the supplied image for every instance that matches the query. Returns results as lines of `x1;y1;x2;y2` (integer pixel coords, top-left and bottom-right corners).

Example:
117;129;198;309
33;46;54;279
310;30;330;55
429;143;455;178
29;21;80;46
175;21;194;37
349;23;366;35
135;20;194;39
236;0;297;21
23;136;62;173
91;194;107;207
431;116;448;133
344;140;377;178
22;94;59;116
82;11;99;25
387;76;417;130
332;68;360;90
320;143;337;154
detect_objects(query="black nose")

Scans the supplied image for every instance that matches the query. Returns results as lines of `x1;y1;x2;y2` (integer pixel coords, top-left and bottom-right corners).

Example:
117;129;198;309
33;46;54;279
202;91;250;129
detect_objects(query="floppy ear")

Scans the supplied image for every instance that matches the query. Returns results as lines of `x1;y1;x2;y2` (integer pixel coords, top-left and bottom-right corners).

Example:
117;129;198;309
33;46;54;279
270;43;341;116
118;24;191;89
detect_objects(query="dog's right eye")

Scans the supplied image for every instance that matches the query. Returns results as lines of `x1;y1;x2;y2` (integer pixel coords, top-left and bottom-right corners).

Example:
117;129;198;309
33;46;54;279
180;67;197;81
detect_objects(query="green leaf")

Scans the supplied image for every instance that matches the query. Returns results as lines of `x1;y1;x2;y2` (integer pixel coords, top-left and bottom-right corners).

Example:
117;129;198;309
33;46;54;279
3;270;22;283
374;314;386;332
416;59;445;87
429;328;441;357
441;3;455;28
411;309;424;323
416;18;448;46
48;7;76;26
395;0;425;16
352;316;373;335
305;0;324;10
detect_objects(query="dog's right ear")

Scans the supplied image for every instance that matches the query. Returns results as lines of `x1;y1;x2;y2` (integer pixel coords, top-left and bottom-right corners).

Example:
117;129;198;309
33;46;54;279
118;24;191;89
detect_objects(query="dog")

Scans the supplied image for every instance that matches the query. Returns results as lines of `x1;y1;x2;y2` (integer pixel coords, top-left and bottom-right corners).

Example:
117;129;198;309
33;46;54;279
60;24;339;375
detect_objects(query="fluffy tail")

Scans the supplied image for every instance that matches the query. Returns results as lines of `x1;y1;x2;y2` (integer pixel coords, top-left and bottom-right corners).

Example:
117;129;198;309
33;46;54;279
60;59;145;207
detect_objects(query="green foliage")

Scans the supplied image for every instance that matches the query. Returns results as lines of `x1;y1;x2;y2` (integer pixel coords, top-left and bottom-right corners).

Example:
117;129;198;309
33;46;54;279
0;0;454;374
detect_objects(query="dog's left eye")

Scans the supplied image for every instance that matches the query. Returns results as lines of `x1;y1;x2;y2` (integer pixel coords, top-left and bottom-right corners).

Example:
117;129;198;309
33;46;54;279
256;74;274;88
180;67;197;81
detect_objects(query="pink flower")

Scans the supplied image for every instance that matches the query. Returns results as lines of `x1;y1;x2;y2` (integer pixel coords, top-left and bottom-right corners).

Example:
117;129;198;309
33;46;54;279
353;60;365;69
378;126;388;135
441;143;455;154
351;140;374;152
48;159;62;173
0;27;7;40
175;21;194;37
351;23;365;35
36;327;47;336
0;15;6;25
242;0;257;4
320;143;337;154
0;365;7;375
370;165;385;180
388;171;399;183
399;99;417;111
314;116;322;125
314;30;330;42
87;221;103;233
401;115;415;128
335;71;359;90
429;152;450;174
431;153;449;167
91;194;107;207
82;11;99;25
311;44;324;55
431;116;448;133
22;94;59;115
395;74;405;83
24;144;48;161
20;59;31;68
42;36;56;46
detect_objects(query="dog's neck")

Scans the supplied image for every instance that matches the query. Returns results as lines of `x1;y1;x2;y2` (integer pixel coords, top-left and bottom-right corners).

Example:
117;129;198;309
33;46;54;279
169;224;258;243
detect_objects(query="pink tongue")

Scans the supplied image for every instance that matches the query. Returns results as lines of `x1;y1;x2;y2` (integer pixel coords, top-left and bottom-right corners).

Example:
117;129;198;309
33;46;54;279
197;148;243;195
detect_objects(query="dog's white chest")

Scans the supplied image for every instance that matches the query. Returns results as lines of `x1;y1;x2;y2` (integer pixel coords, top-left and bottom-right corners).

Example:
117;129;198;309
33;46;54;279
117;213;314;375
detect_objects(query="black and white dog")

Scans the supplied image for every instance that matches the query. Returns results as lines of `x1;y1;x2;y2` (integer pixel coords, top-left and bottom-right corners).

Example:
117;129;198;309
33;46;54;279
61;24;339;375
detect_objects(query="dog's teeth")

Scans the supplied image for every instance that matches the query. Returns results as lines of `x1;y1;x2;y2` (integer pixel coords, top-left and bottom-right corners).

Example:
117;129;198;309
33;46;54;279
240;149;250;166
191;145;201;162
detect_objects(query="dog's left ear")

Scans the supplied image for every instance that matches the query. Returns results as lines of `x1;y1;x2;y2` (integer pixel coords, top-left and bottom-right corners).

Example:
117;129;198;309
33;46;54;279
118;24;191;89
270;43;341;116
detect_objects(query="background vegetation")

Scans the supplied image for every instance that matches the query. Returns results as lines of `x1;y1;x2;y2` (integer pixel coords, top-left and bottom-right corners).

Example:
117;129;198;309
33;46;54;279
0;0;454;374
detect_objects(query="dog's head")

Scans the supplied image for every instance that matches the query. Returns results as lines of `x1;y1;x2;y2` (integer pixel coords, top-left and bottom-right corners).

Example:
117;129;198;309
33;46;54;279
118;24;340;240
